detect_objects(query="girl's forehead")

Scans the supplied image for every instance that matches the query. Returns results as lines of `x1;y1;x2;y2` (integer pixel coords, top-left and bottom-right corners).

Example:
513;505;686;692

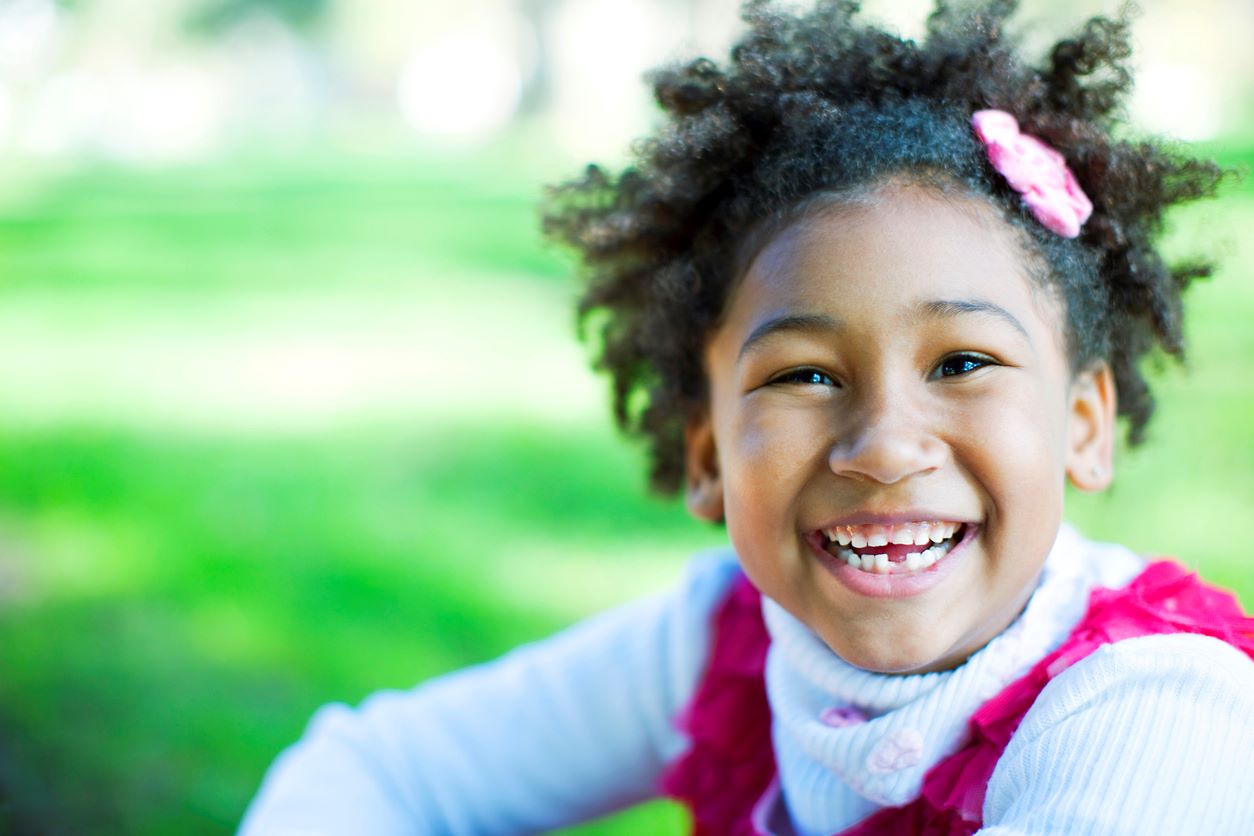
745;184;1037;302
720;183;1070;353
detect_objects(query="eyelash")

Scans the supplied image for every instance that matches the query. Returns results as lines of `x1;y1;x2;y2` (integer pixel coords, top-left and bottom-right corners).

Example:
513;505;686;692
932;352;997;379
770;368;838;387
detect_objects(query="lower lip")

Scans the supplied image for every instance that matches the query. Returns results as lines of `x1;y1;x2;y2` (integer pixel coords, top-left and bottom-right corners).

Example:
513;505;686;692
807;526;977;599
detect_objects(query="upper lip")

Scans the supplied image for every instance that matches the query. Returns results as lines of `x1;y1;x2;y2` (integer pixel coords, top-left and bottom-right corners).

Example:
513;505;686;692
809;510;976;530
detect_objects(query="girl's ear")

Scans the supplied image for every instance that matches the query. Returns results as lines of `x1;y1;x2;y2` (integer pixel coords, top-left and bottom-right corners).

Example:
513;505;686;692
684;411;725;522
1065;362;1117;492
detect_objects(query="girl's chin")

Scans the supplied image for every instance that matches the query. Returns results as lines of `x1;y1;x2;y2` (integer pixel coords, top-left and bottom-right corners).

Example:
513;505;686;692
809;604;982;674
827;642;968;676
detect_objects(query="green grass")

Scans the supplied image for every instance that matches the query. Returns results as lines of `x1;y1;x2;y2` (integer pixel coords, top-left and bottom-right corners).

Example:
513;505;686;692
0;148;573;293
0;138;1250;834
0;425;718;833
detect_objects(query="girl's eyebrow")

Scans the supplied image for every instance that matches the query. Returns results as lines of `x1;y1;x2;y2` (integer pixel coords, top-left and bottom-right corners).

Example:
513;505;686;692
917;298;1030;341
738;313;842;360
737;299;1030;361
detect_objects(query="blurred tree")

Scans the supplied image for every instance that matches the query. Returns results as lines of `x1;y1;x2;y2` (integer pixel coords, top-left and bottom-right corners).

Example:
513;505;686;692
518;0;556;116
186;0;330;35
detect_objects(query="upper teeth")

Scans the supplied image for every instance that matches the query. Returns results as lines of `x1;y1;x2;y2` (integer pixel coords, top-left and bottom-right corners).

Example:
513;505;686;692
822;520;960;547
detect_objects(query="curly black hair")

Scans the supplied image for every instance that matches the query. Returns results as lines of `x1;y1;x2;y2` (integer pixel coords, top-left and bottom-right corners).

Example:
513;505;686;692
543;0;1227;494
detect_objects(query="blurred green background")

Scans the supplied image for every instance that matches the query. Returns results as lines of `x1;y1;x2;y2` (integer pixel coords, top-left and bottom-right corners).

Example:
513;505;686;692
0;0;1251;834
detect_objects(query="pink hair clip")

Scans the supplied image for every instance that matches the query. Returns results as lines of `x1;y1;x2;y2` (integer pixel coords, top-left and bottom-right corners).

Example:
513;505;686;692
971;109;1093;238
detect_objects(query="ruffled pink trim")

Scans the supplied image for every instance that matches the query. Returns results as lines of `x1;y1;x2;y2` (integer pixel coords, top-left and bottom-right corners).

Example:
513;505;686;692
660;573;776;836
663;560;1254;836
749;778;782;836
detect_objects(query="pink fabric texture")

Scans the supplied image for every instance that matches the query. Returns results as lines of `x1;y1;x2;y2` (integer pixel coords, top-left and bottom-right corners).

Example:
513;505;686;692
971;109;1093;238
660;573;775;836
662;560;1254;835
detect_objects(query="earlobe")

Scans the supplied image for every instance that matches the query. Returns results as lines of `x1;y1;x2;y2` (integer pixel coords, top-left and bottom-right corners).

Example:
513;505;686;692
1065;362;1117;492
684;411;725;523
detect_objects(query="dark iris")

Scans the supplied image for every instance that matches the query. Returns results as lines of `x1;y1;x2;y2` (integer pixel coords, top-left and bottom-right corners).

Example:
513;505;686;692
938;354;986;377
776;369;835;386
797;370;830;385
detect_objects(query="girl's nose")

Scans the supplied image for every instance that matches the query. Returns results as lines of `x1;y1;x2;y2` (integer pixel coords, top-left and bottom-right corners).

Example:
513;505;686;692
827;395;948;485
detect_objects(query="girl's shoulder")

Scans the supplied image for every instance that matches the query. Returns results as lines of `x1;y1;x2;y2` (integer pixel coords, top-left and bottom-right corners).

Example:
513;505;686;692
1032;629;1254;717
978;530;1251;729
1033;540;1254;711
983;563;1254;832
986;630;1254;828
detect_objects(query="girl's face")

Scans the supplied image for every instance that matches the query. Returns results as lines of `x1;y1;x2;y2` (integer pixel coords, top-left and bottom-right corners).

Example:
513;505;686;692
686;182;1115;674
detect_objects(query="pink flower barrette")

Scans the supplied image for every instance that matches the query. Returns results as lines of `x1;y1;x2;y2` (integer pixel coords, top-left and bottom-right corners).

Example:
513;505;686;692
971;109;1093;238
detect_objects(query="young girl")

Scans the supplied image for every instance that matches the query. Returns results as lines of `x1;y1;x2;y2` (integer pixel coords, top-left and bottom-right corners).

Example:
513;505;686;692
241;2;1254;833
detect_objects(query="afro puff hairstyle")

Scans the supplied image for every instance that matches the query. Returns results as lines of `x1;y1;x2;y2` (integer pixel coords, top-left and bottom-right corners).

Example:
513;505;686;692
543;0;1227;494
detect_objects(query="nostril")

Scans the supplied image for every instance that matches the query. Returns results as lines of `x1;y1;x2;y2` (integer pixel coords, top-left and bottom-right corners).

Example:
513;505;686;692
828;427;947;484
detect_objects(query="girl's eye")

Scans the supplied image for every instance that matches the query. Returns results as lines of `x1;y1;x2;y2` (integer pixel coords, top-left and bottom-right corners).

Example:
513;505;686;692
934;353;995;378
771;368;838;387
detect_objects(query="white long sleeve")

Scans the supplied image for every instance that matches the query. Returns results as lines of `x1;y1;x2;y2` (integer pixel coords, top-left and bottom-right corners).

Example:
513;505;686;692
980;632;1254;835
238;551;741;836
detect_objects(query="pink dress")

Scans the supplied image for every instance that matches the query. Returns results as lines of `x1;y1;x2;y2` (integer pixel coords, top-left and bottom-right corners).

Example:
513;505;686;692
660;560;1254;835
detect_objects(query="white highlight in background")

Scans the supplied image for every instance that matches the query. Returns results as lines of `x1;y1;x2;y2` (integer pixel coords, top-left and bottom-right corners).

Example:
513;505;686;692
1132;63;1223;141
396;20;524;142
0;84;10;148
0;0;61;78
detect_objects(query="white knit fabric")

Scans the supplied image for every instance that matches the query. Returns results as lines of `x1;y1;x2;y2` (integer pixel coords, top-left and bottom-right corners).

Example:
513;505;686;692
982;633;1254;835
240;527;1254;835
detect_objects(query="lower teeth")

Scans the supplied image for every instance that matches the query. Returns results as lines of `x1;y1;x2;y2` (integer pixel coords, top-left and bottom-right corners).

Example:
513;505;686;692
836;536;958;575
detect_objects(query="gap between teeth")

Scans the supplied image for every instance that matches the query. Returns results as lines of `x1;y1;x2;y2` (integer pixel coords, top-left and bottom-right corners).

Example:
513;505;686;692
832;534;960;575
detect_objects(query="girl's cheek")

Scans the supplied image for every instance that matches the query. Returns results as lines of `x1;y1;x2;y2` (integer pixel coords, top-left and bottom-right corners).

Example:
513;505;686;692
967;390;1068;511
721;403;828;539
735;401;830;472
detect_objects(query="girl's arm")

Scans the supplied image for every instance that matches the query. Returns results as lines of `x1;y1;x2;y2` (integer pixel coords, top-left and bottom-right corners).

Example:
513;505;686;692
237;550;739;836
980;632;1254;835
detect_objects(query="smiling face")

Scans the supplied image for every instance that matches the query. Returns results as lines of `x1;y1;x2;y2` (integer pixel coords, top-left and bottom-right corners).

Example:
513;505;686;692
685;182;1115;674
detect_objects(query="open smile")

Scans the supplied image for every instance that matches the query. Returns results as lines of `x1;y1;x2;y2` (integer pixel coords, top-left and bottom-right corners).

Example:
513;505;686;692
821;520;967;574
806;519;979;598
